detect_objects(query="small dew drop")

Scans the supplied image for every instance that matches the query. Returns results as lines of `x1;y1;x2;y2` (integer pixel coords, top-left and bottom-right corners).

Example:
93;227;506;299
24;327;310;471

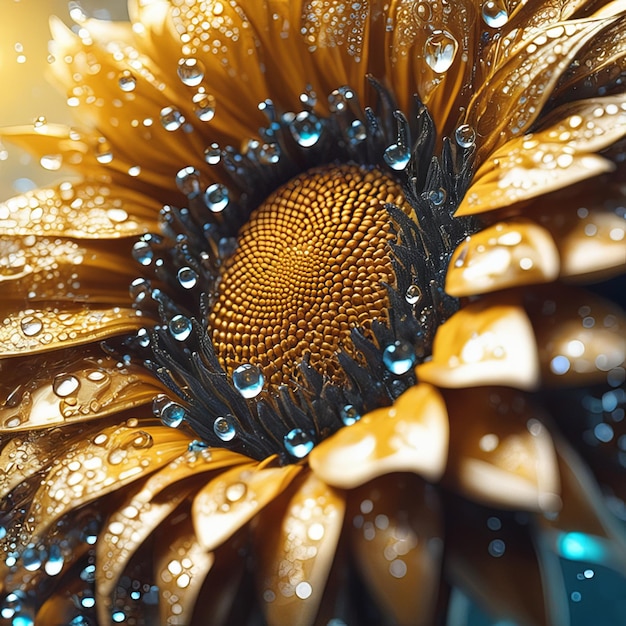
40;154;63;171
204;143;221;165
160;106;185;131
169;314;193;341
340;404;361;426
289;111;323;147
132;240;153;266
214;415;236;442
225;481;247;503
232;364;265;398
383;143;411;171
346;119;367;143
405;284;422;305
52;374;80;398
177;267;198;289
152;394;186;428
488;539;506;557
481;0;509;28
424;30;459;74
192;91;215;121
20;315;43;337
95;141;113;164
204;183;229;213
118;70;137;92
383;341;416;375
284;428;315;458
33;116;47;131
177;57;206;87
455;124;476;148
176;166;201;196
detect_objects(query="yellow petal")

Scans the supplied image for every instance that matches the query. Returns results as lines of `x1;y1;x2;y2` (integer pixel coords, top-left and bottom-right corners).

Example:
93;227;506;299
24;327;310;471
193;461;302;552
256;472;345;626
309;383;449;488
459;95;626;215
348;474;443;625
0;304;144;356
28;420;192;537
444;387;561;512
525;286;626;385
446;219;560;297
0;350;165;432
416;296;540;390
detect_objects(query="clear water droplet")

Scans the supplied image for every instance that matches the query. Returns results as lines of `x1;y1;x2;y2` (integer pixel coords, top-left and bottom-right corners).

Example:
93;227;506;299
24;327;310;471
160;106;185;131
136;327;151;348
95;141;113;163
225;481;247;502
204;183;229;212
1;590;26;620
176;166;201;196
20;315;43;337
384;143;411;171
232;364;265;398
405;284;422;305
424;30;459;73
169;314;192;341
346;119;367;143
132;240;153;266
383;341;416;375
153;394;186;428
289;111;323;147
177;267;198;289
177;57;205;87
21;547;43;572
284;428;315;458
340;404;361;426
40;154;63;171
455;124;476;148
44;544;64;576
192;91;215;122
204;143;221;165
118;70;136;92
33;116;47;131
481;0;509;28
52;374;80;398
129;277;151;302
424;188;447;206
214;415;236;442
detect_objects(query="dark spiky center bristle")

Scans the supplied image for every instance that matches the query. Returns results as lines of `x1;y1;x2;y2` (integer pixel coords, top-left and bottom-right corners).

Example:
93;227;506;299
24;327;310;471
210;164;412;386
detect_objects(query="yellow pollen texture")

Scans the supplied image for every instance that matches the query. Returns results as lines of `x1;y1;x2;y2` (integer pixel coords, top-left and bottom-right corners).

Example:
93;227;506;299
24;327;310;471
209;164;411;386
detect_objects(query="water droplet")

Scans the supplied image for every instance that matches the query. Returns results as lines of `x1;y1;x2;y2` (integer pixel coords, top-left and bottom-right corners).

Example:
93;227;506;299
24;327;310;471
204;183;229;212
424;30;459;73
346;119;367;143
284;428;315;458
95;141;113;164
488;538;506;557
33;116;47;131
153;394;186;428
40;154;63;171
341;404;361;426
44;544;64;576
248;140;281;164
481;0;509;28
177;267;198;289
214;415;236;442
176;166;201;196
52;374;80;398
225;481;247;502
414;1;432;20
21;547;43;572
384;143;411;171
192;91;215;121
160;106;185;131
118;70;136;92
232;364;265;398
0;590;27;620
132;240;153;266
424;188;447;206
204;143;221;165
169;314;192;341
20;315;43;337
129;277;151;302
177;57;205;87
289;111;323;147
383;341;416;375
405;284;422;305
218;236;238;260
455;124;476;148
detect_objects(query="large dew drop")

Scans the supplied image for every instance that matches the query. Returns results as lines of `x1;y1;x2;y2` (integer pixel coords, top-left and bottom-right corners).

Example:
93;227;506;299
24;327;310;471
424;30;459;74
481;0;509;28
232;364;265;399
284;428;315;458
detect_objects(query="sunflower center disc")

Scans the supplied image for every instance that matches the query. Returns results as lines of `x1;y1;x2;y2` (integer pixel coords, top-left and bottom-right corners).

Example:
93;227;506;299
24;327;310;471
209;164;412;386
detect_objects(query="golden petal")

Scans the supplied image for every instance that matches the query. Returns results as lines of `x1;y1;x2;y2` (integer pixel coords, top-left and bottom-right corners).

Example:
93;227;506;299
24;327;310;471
0;179;159;238
193;461;302;552
0;304;144;357
458;94;626;215
535;440;626;576
309;383;449;488
446;219;560;297
467;16;616;163
255;472;345;626
28;420;192;538
446;496;570;626
444;387;561;512
416;296;541;390
525;286;626;385
347;474;443;625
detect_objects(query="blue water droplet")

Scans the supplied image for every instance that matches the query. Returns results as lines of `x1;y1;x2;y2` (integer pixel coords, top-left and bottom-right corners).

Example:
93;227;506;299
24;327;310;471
132;240;153;266
284;428;315;458
80;564;96;582
340;404;361;426
346;119;367;143
136;328;151;348
423;188;447;206
1;591;25;619
383;340;416;375
44;544;64;576
218;237;238;261
153;394;186;428
214;415;237;442
21;547;43;572
169;314;192;341
481;0;509;28
289;111;323;147
204;183;229;212
383;143;411;171
455;124;476;148
232;364;265;398
177;267;198;289
176;166;201;196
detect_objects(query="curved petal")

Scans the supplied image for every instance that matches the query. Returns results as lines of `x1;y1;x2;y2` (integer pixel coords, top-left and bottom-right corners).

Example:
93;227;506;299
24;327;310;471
309;383;449;488
255;472;345;626
416;296;541;390
444;387;561;512
446;219;560;297
348;474;444;626
193;461;302;551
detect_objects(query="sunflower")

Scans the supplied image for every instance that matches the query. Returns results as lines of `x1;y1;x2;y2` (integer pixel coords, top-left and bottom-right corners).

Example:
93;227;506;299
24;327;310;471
1;0;625;624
